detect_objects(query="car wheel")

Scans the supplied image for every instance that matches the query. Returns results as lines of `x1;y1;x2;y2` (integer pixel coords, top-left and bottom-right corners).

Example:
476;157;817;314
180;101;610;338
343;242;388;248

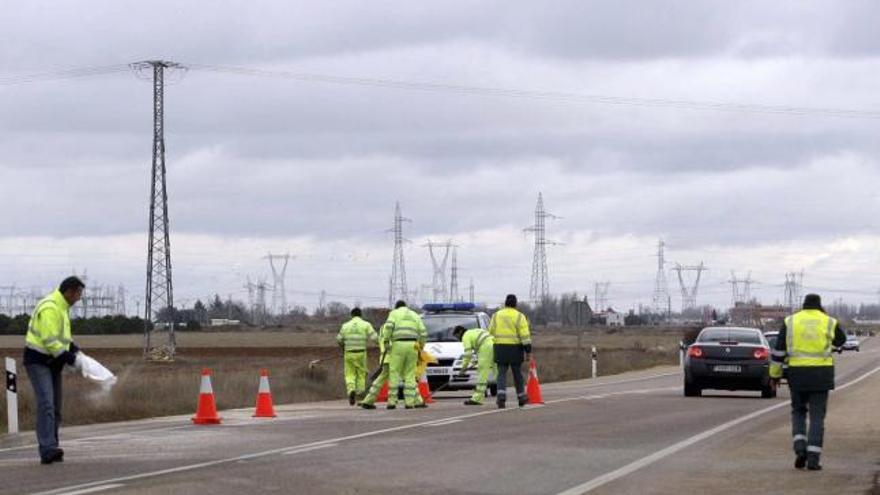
761;385;776;399
684;381;701;397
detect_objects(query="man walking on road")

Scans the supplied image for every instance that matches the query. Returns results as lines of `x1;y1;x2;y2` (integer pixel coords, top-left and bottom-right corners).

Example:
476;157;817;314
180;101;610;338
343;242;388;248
770;293;846;471
336;307;378;405
453;325;495;406
488;294;531;409
23;276;85;464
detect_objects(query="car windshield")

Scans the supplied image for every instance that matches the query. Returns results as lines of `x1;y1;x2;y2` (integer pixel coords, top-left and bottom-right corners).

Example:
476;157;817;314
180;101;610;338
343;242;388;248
698;329;762;344
423;314;480;342
765;334;779;348
847;335;859;341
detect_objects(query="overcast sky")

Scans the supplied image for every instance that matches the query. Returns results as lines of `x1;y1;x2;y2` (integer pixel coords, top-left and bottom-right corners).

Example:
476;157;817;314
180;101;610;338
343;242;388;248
2;1;880;314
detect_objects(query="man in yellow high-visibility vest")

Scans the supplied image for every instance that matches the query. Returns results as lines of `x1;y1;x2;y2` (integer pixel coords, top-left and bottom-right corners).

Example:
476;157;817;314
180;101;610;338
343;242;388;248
23;276;85;464
488;294;531;409
336;307;378;405
770;294;846;471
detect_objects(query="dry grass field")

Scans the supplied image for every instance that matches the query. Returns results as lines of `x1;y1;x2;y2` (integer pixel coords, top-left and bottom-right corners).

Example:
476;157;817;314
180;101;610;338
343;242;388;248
0;327;685;430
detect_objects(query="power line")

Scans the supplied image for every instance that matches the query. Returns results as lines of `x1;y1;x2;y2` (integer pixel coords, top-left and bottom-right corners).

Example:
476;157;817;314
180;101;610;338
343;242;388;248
185;63;880;120
0;64;131;86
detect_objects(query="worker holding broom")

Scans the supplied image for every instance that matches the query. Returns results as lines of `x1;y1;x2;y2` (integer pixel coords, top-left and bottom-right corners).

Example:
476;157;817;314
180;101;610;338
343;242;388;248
336;307;378;405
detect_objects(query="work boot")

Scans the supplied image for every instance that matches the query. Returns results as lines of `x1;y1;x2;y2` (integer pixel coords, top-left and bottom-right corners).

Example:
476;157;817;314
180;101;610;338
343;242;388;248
496;399;506;409
40;448;63;465
794;454;806;469
414;403;428;408
348;391;356;406
405;405;414;409
360;403;376;410
464;399;482;406
386;404;396;410
518;394;528;407
807;454;822;471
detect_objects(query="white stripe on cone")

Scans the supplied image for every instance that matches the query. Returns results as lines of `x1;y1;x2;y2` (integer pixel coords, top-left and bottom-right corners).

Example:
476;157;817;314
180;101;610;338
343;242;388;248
259;375;271;394
200;370;214;394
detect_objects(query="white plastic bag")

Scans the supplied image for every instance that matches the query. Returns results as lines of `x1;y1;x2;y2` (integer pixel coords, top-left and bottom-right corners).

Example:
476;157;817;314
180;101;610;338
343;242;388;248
74;352;118;390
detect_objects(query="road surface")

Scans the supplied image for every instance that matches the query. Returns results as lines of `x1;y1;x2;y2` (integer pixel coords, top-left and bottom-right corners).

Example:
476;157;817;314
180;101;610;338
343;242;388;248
2;339;878;495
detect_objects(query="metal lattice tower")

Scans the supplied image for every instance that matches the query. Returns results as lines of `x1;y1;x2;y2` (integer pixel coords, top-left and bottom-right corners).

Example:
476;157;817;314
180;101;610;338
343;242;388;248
265;253;291;316
728;271;754;307
388;202;411;307
424;240;455;303
594;281;611;311
469;278;475;304
652;240;670;314
132;60;183;357
784;271;804;313
449;247;460;302
673;262;707;312
525;193;559;304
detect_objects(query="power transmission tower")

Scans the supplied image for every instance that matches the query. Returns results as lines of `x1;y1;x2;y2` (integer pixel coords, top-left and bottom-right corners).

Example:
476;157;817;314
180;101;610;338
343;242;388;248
784;271;804;313
524;192;560;304
449;247;460;302
652;240;670;316
388;202;411;307
594;281;611;311
132;60;184;358
116;285;127;316
673;262;707;312
424;240;455;303
469;278;475;304
265;253;291;316
728;271;754;307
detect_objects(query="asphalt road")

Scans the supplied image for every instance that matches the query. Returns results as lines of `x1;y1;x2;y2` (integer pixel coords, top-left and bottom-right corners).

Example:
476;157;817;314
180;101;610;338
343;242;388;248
2;339;878;495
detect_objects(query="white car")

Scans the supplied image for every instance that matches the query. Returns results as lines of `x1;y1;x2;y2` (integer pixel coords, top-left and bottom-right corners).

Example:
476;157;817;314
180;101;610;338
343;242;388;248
421;303;497;395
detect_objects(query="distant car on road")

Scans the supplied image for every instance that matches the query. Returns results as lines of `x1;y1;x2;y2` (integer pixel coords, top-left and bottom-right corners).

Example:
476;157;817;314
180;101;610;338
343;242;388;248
684;326;775;398
840;334;860;352
762;331;788;381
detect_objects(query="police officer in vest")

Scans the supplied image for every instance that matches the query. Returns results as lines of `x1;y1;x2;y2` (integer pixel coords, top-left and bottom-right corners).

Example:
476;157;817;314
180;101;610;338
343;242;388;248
23;276;85;464
769;293;846;471
488;294;531;408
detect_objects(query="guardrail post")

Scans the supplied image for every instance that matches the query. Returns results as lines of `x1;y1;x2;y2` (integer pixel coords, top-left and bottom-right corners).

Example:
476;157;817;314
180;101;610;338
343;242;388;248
6;357;18;434
679;340;685;370
591;346;598;379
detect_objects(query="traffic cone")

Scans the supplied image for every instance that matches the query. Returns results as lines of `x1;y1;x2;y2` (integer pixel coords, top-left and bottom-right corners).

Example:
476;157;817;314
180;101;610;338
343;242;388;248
253;369;277;418
375;380;389;403
526;359;545;405
417;373;434;404
192;368;222;424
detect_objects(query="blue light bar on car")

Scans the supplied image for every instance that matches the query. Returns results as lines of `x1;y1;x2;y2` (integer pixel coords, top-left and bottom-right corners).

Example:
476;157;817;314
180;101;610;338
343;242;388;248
422;303;476;312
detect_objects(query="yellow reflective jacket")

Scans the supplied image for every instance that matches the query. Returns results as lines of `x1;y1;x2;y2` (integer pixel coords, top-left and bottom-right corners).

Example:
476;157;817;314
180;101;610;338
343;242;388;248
336;316;378;351
770;309;838;379
461;328;493;369
380;307;427;347
25;290;72;357
488;307;531;346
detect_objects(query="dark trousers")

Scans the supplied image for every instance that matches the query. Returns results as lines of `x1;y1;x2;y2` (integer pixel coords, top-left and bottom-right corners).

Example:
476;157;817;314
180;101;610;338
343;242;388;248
790;389;828;457
25;362;63;459
494;344;526;401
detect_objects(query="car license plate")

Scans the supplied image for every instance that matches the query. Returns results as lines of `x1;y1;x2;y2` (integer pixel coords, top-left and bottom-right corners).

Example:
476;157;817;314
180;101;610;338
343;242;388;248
714;365;741;373
426;367;450;376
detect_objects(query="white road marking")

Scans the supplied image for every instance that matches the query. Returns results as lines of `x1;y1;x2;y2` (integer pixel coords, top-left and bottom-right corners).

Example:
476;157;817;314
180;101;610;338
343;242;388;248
27;385;674;495
281;443;338;455
55;484;125;495
423;419;463;427
555;364;880;495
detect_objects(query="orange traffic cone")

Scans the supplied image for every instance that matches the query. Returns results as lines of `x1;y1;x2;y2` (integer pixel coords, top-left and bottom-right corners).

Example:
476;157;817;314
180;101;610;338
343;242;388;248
375;380;389;403
253;369;277;418
526;359;545;405
192;368;222;424
418;373;434;404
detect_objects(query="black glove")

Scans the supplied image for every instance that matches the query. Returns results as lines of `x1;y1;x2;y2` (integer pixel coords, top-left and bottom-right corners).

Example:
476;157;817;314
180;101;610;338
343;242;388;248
69;341;80;355
58;351;77;366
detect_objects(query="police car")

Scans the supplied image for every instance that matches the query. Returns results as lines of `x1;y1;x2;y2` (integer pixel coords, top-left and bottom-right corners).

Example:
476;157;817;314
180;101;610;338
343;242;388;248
421;303;497;395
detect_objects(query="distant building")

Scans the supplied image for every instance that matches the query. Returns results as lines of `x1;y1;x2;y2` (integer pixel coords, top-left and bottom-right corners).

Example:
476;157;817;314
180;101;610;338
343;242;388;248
591;309;625;327
210;318;241;327
729;302;787;327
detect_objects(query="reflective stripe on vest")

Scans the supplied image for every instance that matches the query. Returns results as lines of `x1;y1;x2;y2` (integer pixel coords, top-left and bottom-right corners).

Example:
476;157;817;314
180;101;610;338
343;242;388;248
474;330;490;352
786;311;835;366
